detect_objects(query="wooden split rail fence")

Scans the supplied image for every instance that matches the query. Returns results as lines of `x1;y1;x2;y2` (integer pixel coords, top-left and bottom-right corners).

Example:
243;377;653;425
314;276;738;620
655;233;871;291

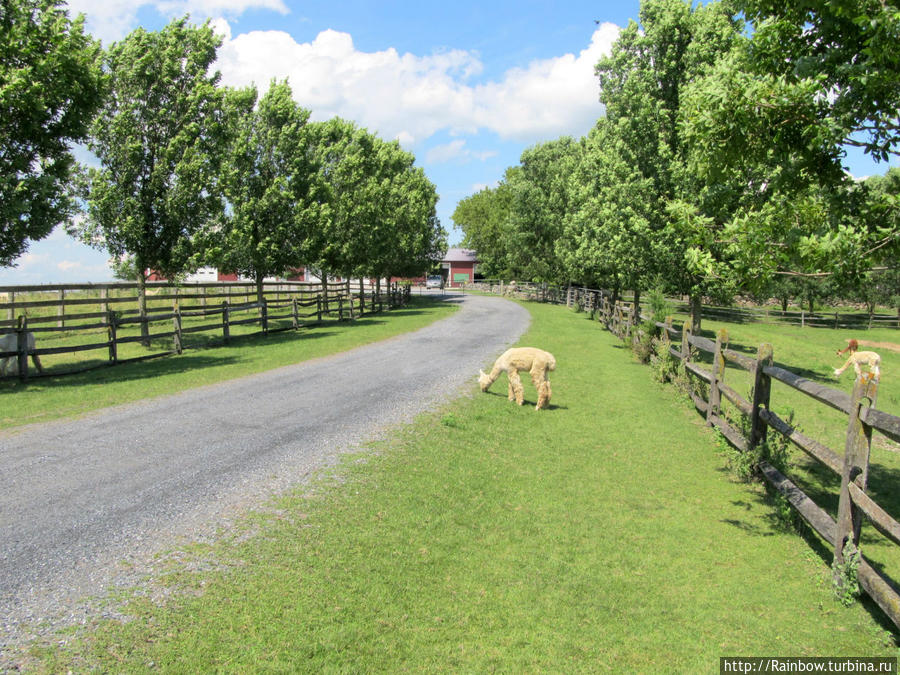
599;294;900;630
473;280;900;630
0;280;411;380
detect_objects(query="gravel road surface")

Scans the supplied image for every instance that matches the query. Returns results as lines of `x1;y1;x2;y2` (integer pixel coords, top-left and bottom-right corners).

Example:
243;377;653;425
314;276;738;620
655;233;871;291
0;293;529;664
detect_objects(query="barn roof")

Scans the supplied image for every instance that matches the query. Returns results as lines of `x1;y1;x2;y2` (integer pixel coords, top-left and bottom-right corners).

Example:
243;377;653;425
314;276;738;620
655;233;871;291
443;248;478;263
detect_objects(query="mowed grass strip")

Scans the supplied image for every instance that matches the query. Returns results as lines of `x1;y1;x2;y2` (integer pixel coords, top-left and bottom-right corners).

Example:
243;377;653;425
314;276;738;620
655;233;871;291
35;301;897;673
0;297;457;430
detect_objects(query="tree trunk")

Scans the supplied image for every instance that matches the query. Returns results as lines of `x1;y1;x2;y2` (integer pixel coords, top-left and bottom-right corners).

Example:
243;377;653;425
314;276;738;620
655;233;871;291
690;293;702;334
255;274;265;307
781;297;789;312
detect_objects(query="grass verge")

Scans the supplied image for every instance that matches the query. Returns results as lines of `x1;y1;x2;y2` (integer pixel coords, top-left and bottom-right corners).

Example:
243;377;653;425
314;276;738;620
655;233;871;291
29;300;898;672
0;297;458;431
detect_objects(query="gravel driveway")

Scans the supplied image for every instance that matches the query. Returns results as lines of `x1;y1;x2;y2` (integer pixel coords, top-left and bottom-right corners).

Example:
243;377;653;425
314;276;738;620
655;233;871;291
0;293;530;663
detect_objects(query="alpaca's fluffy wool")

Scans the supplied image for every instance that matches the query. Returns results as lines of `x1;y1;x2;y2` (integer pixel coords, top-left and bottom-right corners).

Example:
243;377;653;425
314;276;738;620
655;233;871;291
478;347;556;410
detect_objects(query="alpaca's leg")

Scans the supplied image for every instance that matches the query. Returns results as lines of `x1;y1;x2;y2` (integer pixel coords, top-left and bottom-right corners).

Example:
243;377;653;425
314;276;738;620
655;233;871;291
508;369;524;405
507;375;515;401
536;380;551;410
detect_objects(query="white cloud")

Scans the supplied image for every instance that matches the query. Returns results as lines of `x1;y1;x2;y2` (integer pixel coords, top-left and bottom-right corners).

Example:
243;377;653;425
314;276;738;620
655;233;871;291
215;23;620;146
425;140;497;165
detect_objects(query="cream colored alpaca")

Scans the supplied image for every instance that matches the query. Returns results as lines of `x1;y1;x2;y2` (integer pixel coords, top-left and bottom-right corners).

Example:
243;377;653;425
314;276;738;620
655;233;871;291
834;350;881;380
478;347;556;410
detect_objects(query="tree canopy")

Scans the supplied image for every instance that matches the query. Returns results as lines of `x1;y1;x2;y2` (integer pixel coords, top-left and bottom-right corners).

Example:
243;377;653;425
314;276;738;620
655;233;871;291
76;17;227;287
0;0;103;267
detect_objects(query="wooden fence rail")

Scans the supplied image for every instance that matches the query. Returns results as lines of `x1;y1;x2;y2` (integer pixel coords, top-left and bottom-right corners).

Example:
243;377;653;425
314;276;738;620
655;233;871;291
473;280;900;630
465;280;900;329
0;280;411;380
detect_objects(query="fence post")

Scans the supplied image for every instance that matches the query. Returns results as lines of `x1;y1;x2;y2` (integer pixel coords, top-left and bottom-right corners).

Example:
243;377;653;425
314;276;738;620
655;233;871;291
173;304;183;354
707;328;728;426
6;291;14;322
749;343;774;449
58;288;65;329
680;321;692;365
339;294;345;321
16;315;28;382
834;373;879;592
317;296;322;322
222;302;231;345
292;297;299;329
108;310;118;364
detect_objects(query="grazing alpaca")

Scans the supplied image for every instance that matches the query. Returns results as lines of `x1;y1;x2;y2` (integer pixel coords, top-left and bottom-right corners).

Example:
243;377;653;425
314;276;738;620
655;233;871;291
0;331;43;376
478;347;556;410
834;349;881;380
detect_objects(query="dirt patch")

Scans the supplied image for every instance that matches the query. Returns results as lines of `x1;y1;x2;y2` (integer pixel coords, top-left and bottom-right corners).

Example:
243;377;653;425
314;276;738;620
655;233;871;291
843;339;900;353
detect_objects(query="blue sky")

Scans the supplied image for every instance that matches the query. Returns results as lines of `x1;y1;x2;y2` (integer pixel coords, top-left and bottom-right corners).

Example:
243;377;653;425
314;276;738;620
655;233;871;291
2;0;896;285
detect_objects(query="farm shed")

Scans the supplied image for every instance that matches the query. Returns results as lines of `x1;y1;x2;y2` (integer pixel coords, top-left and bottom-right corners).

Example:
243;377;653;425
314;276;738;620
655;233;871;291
441;248;479;287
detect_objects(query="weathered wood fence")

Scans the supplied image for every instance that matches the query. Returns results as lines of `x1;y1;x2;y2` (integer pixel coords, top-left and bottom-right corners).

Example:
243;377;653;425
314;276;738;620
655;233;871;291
475;280;900;630
0;280;411;380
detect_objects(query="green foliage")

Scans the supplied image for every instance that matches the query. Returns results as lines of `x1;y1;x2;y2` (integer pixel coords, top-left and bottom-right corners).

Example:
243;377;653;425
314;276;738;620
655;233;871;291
647;286;673;325
76;17;226;284
833;541;861;607
452;177;515;279
0;0;104;267
309;118;446;283
199;81;319;303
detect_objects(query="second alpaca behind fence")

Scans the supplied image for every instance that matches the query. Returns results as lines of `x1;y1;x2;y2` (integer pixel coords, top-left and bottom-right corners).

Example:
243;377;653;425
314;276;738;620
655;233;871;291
479;347;556;410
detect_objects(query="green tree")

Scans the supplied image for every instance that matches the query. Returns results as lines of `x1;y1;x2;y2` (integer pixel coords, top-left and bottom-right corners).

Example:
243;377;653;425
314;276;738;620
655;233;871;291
309;119;445;295
681;0;900;292
452;174;515;279
76;18;226;342
739;0;900;163
201;81;322;305
0;0;103;267
505;137;580;284
592;0;741;323
559;119;654;299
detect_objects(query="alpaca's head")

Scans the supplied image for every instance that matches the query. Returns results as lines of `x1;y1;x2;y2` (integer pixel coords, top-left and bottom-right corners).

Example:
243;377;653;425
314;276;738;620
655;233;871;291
478;369;491;391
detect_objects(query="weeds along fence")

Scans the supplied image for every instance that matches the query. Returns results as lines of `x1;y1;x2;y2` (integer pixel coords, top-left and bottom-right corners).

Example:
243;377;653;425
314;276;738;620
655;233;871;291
474;280;900;630
0;280;411;381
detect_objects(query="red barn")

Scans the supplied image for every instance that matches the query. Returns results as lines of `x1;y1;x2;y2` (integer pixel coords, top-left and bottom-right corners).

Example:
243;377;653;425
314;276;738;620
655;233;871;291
442;248;478;287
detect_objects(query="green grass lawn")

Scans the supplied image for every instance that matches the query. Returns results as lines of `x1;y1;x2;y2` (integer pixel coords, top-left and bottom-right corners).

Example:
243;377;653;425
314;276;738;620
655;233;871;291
0;297;458;430
29;300;898;673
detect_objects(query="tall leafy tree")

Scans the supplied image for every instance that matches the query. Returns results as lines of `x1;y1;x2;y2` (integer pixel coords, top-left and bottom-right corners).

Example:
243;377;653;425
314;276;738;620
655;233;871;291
201;81;323;305
77;17;226;340
505;137;580;284
452;173;516;279
309;119;445;291
364;141;446;282
0;0;103;267
560;119;655;298
591;0;741;322
681;0;900;290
